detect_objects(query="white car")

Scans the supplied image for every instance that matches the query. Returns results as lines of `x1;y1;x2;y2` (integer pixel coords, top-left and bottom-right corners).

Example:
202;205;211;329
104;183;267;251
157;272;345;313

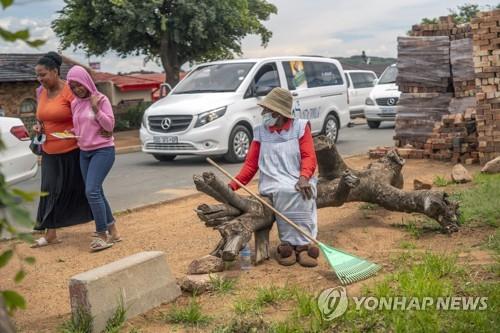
141;56;349;163
364;64;401;128
0;117;38;184
344;70;378;119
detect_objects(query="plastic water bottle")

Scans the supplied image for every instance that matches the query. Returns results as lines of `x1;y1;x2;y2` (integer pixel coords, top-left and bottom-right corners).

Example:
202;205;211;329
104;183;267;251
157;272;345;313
239;244;252;270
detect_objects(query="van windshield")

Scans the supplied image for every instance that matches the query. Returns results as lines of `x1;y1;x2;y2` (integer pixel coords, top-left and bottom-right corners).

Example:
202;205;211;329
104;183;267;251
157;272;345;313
378;66;398;85
174;62;256;94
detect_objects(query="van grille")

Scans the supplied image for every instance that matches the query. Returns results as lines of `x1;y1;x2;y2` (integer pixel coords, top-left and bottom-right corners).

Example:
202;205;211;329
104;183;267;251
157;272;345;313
148;115;193;133
145;143;197;151
376;97;399;106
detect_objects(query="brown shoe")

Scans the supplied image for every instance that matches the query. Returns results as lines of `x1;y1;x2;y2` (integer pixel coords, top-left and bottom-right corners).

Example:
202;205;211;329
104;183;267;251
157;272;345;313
296;244;319;267
276;242;297;266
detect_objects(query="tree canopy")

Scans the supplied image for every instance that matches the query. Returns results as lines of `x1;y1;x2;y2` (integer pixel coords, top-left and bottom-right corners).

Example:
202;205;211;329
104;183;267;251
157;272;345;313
0;0;44;47
53;0;277;85
420;3;500;25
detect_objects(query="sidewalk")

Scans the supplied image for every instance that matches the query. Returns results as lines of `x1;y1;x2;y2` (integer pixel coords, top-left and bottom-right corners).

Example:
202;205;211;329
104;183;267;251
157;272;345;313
114;129;141;154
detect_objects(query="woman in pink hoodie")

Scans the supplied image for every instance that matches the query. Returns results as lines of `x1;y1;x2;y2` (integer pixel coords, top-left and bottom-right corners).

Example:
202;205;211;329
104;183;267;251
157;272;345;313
67;65;120;252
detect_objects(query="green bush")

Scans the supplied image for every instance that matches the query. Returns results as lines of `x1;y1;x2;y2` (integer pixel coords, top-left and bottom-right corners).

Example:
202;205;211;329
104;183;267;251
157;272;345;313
114;102;151;132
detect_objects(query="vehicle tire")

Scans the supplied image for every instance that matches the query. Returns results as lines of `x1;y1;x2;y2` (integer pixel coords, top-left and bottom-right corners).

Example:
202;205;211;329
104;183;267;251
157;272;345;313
153;154;176;162
322;114;339;143
367;120;381;129
224;125;252;163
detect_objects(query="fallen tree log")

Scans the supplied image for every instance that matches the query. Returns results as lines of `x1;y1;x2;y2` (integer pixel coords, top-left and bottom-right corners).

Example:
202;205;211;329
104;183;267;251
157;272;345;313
192;136;460;271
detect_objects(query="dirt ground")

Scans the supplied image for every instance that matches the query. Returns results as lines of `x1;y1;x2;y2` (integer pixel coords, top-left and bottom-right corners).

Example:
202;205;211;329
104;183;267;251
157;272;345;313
1;156;496;332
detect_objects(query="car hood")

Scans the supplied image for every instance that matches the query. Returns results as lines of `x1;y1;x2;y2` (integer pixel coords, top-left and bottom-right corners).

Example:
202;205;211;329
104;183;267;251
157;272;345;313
146;92;238;116
370;83;401;99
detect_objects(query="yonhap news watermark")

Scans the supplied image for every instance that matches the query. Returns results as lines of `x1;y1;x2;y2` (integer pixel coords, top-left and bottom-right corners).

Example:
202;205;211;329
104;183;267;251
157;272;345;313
317;286;489;321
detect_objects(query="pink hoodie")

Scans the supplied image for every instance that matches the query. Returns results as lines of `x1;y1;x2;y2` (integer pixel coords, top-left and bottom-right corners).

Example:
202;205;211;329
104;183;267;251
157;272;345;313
67;65;115;151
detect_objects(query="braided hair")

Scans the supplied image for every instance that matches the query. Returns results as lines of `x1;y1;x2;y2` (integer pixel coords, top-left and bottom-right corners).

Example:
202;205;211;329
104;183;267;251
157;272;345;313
36;52;62;76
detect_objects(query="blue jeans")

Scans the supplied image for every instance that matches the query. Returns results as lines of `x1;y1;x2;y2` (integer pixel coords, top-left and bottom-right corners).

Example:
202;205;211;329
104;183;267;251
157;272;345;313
80;147;115;233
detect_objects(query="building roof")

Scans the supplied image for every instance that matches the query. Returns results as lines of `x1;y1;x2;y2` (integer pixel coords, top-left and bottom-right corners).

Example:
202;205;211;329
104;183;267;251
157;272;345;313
0;53;84;82
93;72;164;92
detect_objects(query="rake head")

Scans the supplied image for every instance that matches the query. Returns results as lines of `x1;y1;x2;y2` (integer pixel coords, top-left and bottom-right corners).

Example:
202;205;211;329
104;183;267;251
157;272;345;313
319;242;381;285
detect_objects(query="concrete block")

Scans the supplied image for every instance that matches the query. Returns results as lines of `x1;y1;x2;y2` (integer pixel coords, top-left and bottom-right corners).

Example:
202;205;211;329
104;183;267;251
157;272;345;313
69;251;181;333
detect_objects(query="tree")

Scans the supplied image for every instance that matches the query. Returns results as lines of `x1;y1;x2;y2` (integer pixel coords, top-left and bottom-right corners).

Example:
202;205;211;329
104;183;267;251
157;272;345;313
52;0;277;86
449;3;480;24
419;3;500;25
193;138;459;269
0;0;44;46
0;1;41;331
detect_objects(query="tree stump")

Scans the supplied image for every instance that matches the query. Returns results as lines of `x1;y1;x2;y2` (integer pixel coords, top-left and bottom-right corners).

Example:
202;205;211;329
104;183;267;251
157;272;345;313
191;136;460;271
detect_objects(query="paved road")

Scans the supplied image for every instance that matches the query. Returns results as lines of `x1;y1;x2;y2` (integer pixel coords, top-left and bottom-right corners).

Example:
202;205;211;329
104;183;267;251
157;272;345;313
17;122;395;217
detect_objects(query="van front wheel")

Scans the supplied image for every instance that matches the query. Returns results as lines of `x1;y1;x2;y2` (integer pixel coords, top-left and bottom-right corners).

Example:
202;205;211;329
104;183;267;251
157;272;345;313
224;125;251;163
322;114;339;143
367;120;381;129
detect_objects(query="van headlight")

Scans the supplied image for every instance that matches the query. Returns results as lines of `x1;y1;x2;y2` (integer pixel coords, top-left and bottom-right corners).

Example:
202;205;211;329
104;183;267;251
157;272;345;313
365;97;375;105
194;106;227;128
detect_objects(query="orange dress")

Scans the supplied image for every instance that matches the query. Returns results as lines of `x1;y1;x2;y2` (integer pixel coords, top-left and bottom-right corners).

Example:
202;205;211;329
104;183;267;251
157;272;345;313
36;83;78;154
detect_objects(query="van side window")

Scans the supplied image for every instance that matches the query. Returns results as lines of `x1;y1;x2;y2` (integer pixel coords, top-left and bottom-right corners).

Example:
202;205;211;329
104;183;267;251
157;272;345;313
283;61;307;90
303;62;343;88
350;72;376;89
255;63;280;89
245;63;280;98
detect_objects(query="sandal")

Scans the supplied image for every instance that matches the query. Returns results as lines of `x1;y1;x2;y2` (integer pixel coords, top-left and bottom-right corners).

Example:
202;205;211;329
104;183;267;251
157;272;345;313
296;244;320;267
109;235;122;243
90;238;113;252
30;237;62;248
276;242;297;266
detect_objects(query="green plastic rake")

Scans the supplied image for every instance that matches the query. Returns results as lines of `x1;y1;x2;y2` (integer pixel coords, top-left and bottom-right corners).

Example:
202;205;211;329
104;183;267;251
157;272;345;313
207;158;381;285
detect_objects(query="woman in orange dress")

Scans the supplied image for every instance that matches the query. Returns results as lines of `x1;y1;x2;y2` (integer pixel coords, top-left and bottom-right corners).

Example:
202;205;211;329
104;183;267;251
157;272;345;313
31;52;93;247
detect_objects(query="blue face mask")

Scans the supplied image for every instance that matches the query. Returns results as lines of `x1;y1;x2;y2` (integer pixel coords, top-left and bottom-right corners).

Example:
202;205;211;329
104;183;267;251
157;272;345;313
263;113;278;127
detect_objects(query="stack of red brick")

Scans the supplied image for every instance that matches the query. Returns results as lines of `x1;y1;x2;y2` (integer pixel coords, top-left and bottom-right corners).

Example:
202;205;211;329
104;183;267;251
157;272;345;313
424;108;479;164
409;16;472;40
472;10;500;164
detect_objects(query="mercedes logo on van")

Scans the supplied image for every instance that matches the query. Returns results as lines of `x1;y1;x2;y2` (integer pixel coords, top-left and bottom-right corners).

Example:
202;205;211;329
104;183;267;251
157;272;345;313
161;117;172;130
387;98;396;106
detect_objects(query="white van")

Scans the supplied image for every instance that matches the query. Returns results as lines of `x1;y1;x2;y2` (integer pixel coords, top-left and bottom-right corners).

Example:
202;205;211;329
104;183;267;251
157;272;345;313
364;64;400;128
140;56;349;162
344;70;378;119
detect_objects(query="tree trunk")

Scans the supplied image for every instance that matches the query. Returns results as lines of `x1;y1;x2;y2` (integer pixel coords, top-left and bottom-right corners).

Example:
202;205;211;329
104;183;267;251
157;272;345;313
159;30;180;88
190;135;460;272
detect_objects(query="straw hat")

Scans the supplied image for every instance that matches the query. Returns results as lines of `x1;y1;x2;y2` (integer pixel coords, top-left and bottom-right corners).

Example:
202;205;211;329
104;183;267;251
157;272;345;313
257;87;294;118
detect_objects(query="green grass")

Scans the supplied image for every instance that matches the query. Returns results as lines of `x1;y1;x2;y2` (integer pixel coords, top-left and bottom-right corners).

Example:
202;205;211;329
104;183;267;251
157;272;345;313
452;173;500;227
359;203;378;210
59;307;93;333
335;253;499;333
486;229;500;254
255;285;295;307
59;297;128;333
208;274;237;295
233;297;260;315
405;219;423;239
399;241;417;249
163;297;211;326
433;175;452;187
103;296;127;333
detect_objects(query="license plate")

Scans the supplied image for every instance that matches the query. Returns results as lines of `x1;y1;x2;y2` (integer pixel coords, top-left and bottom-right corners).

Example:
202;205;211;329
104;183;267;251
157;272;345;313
153;136;178;144
380;107;395;113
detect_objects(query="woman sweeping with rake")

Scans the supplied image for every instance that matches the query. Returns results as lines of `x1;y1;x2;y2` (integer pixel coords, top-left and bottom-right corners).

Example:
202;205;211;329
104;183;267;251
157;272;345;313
228;87;320;267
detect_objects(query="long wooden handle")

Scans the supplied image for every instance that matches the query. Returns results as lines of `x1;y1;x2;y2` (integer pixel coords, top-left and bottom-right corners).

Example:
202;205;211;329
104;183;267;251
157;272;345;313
206;158;319;246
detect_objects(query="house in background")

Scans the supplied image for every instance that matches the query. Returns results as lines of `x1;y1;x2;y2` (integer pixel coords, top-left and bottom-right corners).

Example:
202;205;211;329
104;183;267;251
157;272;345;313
0;53;175;129
93;72;166;113
0;53;79;128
